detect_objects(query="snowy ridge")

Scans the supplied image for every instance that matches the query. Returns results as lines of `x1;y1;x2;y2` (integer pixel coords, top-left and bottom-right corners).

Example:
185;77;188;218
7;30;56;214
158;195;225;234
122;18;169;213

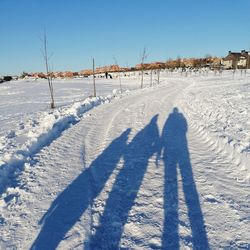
178;74;250;182
0;89;128;194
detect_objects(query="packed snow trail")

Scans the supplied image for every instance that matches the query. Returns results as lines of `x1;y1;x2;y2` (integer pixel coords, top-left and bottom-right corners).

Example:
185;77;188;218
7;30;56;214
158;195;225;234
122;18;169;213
0;79;249;249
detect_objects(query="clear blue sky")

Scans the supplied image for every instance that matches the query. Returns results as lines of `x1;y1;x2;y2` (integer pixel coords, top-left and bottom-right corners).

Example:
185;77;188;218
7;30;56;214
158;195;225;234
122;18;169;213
1;0;250;75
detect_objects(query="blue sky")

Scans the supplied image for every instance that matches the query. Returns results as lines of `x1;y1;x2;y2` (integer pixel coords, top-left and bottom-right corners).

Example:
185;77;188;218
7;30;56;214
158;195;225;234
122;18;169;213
1;0;250;75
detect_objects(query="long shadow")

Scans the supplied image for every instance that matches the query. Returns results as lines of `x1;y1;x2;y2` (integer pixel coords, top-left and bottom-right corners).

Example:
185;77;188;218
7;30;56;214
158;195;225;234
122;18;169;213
30;128;131;250
1;100;96;197
90;115;160;249
161;107;209;249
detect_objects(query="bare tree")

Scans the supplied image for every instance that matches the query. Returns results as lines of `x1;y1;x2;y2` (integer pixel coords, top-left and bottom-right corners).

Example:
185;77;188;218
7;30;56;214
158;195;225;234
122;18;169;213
92;58;96;97
42;31;55;109
113;57;122;92
140;47;147;89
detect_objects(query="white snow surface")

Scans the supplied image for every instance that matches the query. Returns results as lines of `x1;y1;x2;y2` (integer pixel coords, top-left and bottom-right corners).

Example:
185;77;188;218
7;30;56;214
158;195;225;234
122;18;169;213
0;71;249;249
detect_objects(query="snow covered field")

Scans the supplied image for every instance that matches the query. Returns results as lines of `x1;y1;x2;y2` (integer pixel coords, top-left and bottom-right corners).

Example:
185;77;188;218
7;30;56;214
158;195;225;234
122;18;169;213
0;71;249;249
0;77;139;194
178;73;250;181
0;77;140;135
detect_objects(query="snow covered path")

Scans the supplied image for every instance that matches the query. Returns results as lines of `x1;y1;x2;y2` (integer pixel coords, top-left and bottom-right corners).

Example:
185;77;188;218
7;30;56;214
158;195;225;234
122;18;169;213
0;79;249;249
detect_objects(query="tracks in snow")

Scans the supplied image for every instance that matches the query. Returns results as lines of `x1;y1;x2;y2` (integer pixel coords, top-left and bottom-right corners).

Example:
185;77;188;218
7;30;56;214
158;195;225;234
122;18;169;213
186;123;250;248
0;79;249;249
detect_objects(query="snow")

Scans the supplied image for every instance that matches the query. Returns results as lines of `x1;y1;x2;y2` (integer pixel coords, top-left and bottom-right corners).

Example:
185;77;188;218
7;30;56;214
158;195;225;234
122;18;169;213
0;77;138;135
0;70;249;249
178;72;250;181
0;77;138;194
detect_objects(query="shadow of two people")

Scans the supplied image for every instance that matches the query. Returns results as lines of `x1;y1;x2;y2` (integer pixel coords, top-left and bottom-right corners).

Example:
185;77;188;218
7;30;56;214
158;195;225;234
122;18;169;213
31;108;209;250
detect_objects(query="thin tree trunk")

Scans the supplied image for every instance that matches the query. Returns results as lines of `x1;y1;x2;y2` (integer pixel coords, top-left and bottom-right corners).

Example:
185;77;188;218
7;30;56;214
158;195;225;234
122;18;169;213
93;58;96;97
113;57;122;92
141;68;144;89
157;69;160;84
140;47;147;89
150;69;153;87
43;31;55;109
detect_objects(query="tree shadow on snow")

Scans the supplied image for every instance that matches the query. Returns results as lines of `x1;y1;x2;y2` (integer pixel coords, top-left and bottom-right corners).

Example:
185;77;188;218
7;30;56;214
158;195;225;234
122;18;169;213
161;107;209;249
89;115;160;249
30;128;131;250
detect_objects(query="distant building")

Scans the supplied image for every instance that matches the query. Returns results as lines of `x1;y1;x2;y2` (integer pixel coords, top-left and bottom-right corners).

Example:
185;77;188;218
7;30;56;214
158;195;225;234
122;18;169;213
135;62;166;70
222;50;250;69
79;69;92;77
135;63;151;70
95;65;123;74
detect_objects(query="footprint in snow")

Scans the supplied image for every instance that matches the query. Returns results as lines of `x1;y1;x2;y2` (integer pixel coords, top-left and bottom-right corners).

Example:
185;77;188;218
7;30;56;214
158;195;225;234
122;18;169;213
204;194;220;204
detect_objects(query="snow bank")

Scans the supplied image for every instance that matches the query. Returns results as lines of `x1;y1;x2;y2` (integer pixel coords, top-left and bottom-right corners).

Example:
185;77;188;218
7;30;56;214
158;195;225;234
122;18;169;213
0;90;128;192
0;78;140;135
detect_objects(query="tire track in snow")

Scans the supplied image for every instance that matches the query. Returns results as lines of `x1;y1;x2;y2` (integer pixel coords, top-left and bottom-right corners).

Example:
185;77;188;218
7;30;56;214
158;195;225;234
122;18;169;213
0;120;92;249
173;80;250;248
21;82;180;250
1;78;248;249
87;81;189;249
185;125;250;248
178;77;250;181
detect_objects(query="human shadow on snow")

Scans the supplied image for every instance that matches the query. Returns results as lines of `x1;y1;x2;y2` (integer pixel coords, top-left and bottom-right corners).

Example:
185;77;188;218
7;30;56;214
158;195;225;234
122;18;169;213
30;128;131;250
31;109;209;249
161;107;209;249
90;115;160;249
